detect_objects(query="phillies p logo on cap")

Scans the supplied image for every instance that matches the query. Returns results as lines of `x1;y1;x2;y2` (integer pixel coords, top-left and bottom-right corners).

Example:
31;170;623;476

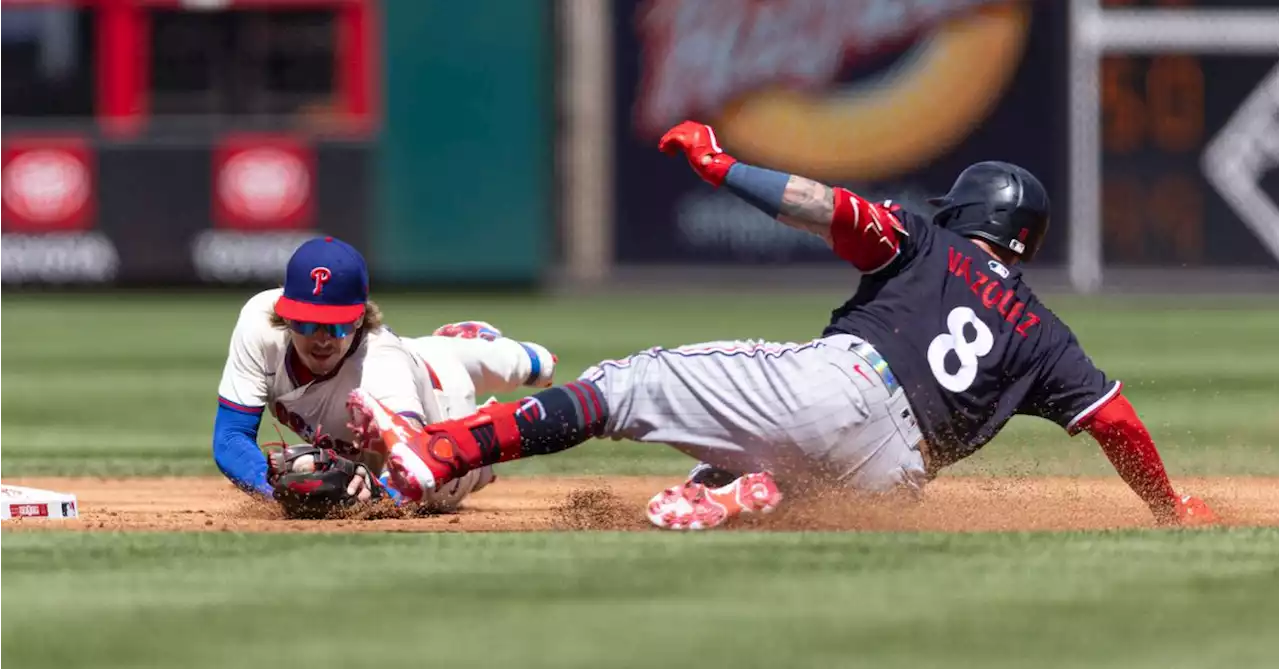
310;267;332;295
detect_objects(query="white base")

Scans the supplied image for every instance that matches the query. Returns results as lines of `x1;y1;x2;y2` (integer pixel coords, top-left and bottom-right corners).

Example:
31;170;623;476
0;484;79;520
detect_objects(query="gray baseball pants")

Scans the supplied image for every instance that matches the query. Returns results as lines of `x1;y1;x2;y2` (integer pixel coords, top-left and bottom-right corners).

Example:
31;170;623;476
580;334;929;492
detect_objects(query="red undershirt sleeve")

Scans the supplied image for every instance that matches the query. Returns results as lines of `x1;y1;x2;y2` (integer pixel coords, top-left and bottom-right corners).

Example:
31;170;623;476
1081;394;1180;517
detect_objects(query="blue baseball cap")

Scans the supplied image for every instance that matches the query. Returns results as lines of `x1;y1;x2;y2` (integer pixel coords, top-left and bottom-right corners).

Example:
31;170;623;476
274;236;369;324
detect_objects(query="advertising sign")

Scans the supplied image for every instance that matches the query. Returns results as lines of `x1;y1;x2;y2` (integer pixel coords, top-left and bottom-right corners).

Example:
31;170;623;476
1;136;119;284
196;134;323;283
613;0;1069;264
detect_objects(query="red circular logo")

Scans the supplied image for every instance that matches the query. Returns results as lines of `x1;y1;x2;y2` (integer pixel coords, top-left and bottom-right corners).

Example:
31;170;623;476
217;147;310;222
2;149;91;224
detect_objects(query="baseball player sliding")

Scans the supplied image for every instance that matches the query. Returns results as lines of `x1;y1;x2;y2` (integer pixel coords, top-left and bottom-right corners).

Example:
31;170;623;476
212;236;557;518
347;121;1219;531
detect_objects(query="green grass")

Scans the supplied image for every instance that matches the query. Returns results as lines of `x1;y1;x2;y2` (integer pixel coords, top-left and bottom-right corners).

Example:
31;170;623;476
3;293;1276;669
3;529;1276;669
2;292;1276;477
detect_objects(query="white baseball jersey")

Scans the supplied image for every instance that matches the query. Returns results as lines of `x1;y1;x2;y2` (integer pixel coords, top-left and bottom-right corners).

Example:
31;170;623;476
218;289;555;448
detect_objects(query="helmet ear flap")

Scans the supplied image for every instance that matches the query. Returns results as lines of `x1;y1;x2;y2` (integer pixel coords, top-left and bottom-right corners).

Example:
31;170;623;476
933;202;984;230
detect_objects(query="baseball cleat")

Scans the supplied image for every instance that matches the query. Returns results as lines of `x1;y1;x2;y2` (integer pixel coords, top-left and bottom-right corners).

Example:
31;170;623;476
345;389;441;502
646;471;782;531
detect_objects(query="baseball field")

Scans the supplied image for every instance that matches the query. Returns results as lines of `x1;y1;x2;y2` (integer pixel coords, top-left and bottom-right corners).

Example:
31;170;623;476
3;291;1277;668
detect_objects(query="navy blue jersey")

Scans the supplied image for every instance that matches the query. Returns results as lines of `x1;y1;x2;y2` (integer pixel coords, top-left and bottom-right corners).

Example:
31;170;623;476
823;205;1119;466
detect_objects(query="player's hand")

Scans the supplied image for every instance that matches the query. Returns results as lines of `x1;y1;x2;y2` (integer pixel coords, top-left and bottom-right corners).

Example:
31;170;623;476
1171;494;1218;526
345;465;377;502
1156;494;1219;527
433;321;502;341
658;121;738;187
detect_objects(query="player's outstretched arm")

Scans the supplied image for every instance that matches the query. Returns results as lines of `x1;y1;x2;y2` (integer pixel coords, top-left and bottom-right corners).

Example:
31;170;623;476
658;120;901;272
213;293;278;498
1081;394;1217;526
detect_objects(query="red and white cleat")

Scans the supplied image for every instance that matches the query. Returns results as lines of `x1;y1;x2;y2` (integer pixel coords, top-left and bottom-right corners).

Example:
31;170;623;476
646;471;782;531
346;389;443;502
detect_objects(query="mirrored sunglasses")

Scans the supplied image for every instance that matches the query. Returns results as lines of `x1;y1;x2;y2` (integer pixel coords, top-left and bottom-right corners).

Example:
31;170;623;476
287;320;359;338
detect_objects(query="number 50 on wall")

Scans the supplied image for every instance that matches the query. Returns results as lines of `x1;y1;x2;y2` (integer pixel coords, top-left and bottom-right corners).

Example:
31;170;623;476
1102;55;1205;154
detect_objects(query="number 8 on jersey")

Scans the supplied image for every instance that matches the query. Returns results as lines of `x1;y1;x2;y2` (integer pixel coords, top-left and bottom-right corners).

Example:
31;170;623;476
927;306;995;392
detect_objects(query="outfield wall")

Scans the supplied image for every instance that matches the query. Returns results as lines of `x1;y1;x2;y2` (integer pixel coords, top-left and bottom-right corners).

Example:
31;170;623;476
2;0;1275;290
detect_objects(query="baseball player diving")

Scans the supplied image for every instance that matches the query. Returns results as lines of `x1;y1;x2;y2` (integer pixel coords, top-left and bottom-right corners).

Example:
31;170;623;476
346;121;1220;531
212;236;558;518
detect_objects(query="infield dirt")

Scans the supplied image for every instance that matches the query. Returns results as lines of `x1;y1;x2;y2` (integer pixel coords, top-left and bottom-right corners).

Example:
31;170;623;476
2;475;1275;533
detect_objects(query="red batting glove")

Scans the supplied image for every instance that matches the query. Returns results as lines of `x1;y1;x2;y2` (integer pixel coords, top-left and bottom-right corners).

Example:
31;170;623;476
1156;494;1219;527
658;121;738;187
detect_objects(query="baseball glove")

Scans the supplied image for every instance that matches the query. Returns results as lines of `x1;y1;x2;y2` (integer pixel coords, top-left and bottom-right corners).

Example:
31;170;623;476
266;444;383;519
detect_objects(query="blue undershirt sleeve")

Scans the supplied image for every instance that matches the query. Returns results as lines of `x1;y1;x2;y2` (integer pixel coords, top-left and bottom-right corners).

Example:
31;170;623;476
212;401;271;498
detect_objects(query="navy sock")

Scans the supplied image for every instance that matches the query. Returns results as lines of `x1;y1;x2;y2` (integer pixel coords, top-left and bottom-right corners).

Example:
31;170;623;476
468;378;611;463
513;380;609;457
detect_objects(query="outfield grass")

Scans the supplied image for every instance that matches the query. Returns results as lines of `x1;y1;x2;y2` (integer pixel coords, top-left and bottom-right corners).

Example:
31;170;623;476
3;529;1276;669
2;292;1276;478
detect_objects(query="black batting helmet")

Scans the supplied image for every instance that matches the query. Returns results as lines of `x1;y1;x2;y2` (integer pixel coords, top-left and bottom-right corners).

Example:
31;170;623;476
928;161;1050;262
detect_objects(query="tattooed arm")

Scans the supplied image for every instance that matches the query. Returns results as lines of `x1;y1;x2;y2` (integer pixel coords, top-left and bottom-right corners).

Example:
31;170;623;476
722;163;902;272
655;121;901;270
777;175;837;243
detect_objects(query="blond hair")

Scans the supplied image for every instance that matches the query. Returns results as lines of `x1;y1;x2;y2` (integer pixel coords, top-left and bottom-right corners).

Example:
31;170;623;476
269;300;384;332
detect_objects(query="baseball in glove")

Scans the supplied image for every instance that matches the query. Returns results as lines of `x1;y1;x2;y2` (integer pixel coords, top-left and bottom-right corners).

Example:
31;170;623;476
266;444;383;519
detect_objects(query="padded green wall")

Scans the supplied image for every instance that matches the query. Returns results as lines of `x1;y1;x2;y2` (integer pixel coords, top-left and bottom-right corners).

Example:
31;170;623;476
377;1;553;283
